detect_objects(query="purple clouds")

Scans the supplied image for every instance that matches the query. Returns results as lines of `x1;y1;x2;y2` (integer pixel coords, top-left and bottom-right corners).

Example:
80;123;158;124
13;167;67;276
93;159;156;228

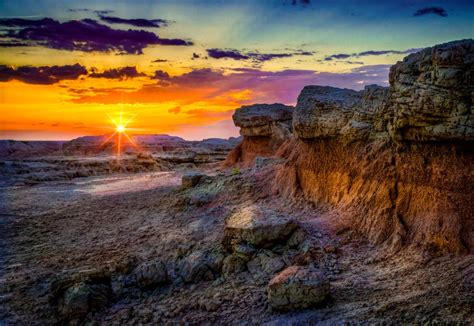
414;7;447;17
206;48;315;63
0;18;192;54
89;66;145;79
98;15;170;28
324;48;421;61
0;64;87;84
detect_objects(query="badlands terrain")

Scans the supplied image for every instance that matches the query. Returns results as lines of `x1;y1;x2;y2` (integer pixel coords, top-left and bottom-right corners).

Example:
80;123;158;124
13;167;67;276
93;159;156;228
0;39;473;325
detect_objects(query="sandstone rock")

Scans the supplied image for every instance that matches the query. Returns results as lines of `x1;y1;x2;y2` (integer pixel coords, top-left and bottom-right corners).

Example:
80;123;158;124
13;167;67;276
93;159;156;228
388;39;474;142
132;260;168;289
222;206;298;249
267;266;330;311
178;250;224;283
181;172;207;188
233;103;293;138
293;85;389;141
226;104;294;166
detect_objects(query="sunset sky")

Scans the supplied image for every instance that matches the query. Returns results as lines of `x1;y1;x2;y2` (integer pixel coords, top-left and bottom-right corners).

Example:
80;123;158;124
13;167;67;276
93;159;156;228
0;0;473;140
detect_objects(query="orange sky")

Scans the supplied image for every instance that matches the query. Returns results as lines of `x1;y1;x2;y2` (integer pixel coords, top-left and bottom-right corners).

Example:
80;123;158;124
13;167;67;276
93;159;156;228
1;0;472;140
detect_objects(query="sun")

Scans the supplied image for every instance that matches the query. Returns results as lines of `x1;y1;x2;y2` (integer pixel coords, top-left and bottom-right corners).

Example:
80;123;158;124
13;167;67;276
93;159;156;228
102;108;140;158
116;124;125;133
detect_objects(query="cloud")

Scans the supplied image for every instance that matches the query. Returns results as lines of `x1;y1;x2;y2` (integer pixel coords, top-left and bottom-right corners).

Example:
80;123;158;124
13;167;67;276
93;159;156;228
0;18;193;54
98;15;170;28
291;0;311;5
152;59;168;63
89;66;145;79
0;63;87;84
0;41;31;47
413;7;447;17
324;48;421;61
73;65;391;105
206;48;315;63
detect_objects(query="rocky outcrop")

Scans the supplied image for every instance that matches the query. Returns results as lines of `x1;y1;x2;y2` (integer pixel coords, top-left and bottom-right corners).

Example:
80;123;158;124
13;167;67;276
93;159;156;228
0;140;64;158
293;85;389;141
226;104;294;166
61;134;240;164
388;39;473;142
275;39;474;254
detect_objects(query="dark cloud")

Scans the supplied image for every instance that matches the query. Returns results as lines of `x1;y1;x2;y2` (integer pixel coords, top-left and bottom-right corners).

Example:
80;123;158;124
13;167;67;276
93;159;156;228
68;8;114;15
152;59;168;63
153;70;170;80
89;66;145;79
192;52;200;59
0;63;87;84
98;15;170;28
0;41;31;47
0;18;193;54
206;48;315;63
413;7;447;17
324;48;421;61
68;8;92;12
291;0;310;5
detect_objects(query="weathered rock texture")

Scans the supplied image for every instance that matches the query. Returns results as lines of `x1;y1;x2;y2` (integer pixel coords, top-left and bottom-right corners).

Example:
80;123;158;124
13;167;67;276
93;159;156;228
267;266;330;311
388;39;473;142
275;39;474;254
226;104;294;166
293;85;389;141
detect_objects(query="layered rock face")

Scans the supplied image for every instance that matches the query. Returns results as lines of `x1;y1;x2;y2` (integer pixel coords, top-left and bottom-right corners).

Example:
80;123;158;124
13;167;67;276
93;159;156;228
226;103;294;166
293;85;389;141
275;39;474;253
388;39;473;142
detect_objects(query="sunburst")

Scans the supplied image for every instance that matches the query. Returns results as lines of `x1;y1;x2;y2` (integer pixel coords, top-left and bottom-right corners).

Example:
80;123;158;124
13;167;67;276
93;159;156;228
102;108;139;158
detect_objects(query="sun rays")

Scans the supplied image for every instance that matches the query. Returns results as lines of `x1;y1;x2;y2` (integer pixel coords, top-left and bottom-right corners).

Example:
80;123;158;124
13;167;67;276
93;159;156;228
101;108;140;158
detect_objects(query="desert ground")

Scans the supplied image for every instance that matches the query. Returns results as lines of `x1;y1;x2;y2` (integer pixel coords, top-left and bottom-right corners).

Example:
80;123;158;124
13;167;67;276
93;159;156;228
0;155;472;325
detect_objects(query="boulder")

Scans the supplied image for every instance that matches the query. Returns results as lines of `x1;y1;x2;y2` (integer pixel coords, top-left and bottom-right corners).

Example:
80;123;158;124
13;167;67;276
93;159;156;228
388;39;474;142
222;206;299;249
181;171;207;188
49;269;112;321
177;250;224;283
132;260;168;289
267;266;330;311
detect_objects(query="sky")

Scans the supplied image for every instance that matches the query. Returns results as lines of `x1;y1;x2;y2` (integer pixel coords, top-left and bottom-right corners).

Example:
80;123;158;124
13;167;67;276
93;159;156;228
0;0;472;140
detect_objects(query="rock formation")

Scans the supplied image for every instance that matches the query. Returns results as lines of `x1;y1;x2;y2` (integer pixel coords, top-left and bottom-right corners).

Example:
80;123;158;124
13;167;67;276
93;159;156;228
226;103;294;166
61;134;240;164
388;39;473;142
271;39;473;254
293;85;389;141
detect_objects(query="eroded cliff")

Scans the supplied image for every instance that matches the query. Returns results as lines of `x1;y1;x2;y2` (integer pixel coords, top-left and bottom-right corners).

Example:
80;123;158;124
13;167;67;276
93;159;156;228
230;39;473;253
